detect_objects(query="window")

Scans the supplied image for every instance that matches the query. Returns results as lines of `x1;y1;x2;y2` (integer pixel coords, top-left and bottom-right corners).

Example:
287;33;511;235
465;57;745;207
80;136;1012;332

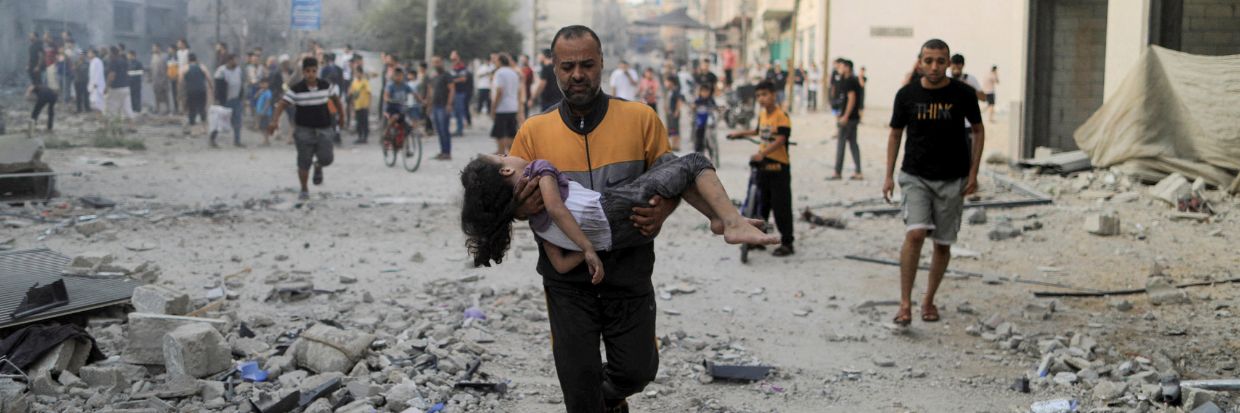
146;7;171;37
114;3;136;33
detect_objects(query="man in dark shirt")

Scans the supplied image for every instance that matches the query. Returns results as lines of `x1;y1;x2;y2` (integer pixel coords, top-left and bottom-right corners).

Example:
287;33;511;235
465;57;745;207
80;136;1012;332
268;57;345;201
127;50;143;113
105;47;134;123
28;33;44;85
318;53;345;144
831;59;863;180
534;49;562;112
693;59;718;95
427;55;455;160
883;39;984;327
27;84;58;131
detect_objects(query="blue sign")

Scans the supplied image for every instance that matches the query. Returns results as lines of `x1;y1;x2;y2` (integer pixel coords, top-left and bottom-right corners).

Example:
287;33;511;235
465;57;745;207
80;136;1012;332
291;0;321;31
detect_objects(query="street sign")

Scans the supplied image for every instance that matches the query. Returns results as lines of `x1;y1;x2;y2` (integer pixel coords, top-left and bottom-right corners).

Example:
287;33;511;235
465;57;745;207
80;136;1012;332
291;0;321;31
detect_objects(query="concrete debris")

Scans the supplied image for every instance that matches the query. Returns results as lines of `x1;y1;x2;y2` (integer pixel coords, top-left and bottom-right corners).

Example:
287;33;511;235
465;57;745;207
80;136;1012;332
1150;173;1192;206
130;285;191;315
1146;276;1190;305
966;208;987;225
124;313;227;365
28;339;91;376
163;323;233;378
293;324;375;374
988;221;1021;241
78;365;128;393
1083;210;1121;236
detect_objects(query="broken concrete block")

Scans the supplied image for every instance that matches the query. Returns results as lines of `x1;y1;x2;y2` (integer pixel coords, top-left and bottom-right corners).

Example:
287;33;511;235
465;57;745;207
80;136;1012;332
0;379;30;413
56;371;85;388
163;323;232;378
124;313;227;365
988;221;1021;241
1150;173;1191;205
1084;211;1121;236
1052;372;1078;386
966;208;987;225
1191;401;1223;413
75;220;110;237
29;370;60;396
384;379;424;412
78;365;128;393
293;324;374;374
262;354;295;379
70;251;115;268
1182;387;1218;411
197;380;225;400
130;285;191;315
1146;277;1189;306
1092;380;1126;402
27;339;91;376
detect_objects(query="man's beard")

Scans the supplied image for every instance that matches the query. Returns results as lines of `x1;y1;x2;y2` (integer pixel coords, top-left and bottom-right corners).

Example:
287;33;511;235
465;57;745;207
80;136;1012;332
561;81;598;108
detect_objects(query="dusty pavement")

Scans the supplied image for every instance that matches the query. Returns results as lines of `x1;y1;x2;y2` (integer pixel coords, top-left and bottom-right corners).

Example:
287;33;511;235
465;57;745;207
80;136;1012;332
2;104;1239;413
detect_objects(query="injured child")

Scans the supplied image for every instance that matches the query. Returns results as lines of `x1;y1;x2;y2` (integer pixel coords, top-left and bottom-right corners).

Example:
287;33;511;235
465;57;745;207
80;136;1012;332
460;152;777;284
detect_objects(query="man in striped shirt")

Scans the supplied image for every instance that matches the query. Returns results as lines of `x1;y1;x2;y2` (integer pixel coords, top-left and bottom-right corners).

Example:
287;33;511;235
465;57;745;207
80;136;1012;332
267;57;345;201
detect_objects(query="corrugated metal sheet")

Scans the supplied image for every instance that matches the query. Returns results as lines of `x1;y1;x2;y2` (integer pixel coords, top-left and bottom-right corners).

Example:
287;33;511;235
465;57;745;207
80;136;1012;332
0;249;139;329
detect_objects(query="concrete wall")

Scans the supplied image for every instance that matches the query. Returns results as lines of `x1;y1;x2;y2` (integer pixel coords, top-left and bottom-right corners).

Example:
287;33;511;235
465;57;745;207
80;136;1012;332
1103;0;1150;101
827;0;1026;111
1180;0;1240;55
1034;0;1108;152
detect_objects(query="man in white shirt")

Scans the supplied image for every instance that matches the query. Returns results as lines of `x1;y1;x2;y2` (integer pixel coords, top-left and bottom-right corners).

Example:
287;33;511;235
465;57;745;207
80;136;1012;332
608;61;638;101
490;53;522;154
475;55;495;115
949;53;987;141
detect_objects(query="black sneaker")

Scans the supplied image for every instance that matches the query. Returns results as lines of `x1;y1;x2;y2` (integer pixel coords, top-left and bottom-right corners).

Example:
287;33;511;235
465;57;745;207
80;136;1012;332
772;244;795;257
312;164;323;186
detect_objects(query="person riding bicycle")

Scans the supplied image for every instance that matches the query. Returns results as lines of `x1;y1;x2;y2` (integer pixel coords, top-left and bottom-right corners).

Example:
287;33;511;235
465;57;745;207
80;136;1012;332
691;84;717;155
383;68;414;130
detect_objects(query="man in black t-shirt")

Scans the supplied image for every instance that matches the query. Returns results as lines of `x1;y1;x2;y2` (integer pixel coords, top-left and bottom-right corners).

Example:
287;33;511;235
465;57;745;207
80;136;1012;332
533;49;562;112
830;59;862;180
882;39;984;328
268;57;345;201
693;59;718;95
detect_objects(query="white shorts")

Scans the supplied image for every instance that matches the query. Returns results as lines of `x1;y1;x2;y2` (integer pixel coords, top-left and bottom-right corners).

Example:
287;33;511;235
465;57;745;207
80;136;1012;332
105;87;134;119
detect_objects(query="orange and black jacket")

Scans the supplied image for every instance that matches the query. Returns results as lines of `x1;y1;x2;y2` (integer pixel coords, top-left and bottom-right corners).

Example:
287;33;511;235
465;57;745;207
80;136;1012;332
511;92;672;297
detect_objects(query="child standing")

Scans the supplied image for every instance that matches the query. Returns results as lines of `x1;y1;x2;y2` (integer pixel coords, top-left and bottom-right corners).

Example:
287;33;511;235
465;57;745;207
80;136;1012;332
691;85;716;155
254;79;274;146
350;72;371;144
727;80;795;257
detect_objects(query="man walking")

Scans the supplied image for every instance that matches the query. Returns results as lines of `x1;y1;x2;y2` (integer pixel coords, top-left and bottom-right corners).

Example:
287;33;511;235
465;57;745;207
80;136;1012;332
151;44;170;114
474;54;495;115
182;53;212;130
883;39;985;326
532;49;563;112
268;57;344;201
427;56;455;160
104;47;134;124
830;59;862;181
449;50;472;136
509;25;679;413
608;60;638;101
489;53;521;154
127;50;144;114
212;53;245;147
73;50;90;113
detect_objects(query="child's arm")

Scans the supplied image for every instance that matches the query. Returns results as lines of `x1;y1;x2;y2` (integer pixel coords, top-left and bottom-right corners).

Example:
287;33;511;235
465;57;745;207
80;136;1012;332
538;175;605;284
543;242;585;274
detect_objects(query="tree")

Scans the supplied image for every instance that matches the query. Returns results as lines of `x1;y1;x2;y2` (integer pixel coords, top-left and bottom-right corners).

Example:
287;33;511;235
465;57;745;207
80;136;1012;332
362;0;523;62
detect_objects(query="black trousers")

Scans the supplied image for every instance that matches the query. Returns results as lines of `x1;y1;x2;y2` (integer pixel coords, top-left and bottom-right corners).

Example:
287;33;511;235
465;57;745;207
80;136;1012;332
355;109;369;141
74;82;89;112
32;98;55;130
475;89;490;113
186;90;207;125
758;164;794;246
545;286;657;412
130;81;142;113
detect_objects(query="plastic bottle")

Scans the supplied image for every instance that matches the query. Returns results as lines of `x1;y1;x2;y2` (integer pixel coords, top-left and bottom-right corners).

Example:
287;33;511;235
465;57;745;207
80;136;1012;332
1029;399;1078;413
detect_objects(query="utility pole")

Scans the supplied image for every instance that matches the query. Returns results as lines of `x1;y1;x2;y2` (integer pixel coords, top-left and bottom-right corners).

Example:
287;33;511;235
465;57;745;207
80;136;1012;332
785;0;801;111
424;0;437;63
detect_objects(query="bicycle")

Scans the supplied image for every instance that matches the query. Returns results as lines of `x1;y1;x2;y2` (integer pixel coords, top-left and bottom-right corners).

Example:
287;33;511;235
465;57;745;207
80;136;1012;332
737;161;766;264
692;109;721;166
381;113;424;172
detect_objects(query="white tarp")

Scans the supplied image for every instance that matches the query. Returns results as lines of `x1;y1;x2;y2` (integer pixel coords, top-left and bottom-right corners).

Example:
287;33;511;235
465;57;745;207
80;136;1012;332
1073;46;1240;193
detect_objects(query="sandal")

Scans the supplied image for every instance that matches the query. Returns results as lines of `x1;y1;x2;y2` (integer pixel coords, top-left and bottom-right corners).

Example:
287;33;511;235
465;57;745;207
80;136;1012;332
921;304;941;322
892;308;912;327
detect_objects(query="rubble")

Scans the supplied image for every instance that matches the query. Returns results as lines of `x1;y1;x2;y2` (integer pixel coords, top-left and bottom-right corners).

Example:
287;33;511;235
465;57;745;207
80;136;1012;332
1083;210;1121;236
124;313;227;365
163;323;232;378
292;324;375;374
1150;173;1192;205
130;285;190;315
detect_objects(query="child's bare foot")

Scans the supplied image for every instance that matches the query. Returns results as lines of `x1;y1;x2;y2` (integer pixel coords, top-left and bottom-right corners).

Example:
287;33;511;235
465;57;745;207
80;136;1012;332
711;218;768;235
721;218;779;245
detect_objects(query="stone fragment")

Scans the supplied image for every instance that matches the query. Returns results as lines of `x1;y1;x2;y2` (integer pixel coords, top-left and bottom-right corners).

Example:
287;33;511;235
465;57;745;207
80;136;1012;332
292;324;375;374
1084;211;1121;236
75;220;109;237
966;208;987;225
78;365;128;393
1182;387;1217;411
988;221;1021;241
130;285;191;315
384;379;423;412
27;339;91;376
1092;380;1127;402
1146;277;1189;305
163;323;232;378
124;313;226;365
1150;173;1191;205
1052;372;1078;386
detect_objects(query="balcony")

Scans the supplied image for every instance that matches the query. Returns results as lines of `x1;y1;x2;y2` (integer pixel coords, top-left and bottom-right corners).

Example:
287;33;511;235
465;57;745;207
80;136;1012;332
757;0;793;21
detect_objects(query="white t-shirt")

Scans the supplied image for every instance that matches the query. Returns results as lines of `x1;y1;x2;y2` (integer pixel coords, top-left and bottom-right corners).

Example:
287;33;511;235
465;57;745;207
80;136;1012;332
476;63;494;89
983;72;997;94
677;70;694;95
609;68;639;100
493;66;521;114
807;68;821;91
534;180;613;251
214;65;244;100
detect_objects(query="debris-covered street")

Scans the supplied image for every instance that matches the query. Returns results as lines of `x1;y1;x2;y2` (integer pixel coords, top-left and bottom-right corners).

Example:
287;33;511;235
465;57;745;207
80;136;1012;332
3;103;1238;412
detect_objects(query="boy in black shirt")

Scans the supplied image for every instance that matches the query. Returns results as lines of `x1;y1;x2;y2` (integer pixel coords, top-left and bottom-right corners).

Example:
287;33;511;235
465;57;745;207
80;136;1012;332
883;39;984;326
830;59;862;180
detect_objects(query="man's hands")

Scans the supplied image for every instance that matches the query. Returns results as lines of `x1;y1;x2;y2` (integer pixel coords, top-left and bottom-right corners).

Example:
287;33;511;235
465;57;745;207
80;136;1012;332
584;251;604;285
750;153;765;163
962;175;979;196
631;195;677;237
882;176;895;203
513;176;544;220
